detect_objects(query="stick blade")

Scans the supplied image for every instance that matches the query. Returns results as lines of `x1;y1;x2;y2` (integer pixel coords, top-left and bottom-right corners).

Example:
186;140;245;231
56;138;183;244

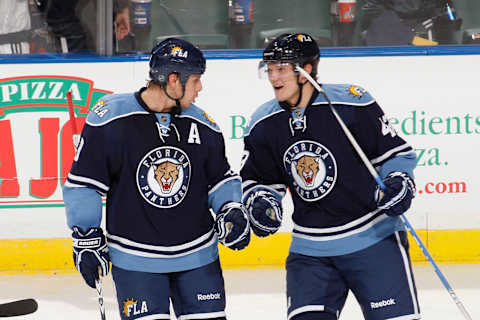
0;299;38;317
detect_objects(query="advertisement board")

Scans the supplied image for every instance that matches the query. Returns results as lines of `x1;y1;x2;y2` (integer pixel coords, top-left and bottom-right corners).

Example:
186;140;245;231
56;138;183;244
0;53;479;270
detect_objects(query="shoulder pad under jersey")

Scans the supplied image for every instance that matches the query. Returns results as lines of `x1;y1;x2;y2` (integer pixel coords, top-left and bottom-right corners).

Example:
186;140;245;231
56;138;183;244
86;93;149;127
246;99;284;136
178;104;221;132
313;84;375;106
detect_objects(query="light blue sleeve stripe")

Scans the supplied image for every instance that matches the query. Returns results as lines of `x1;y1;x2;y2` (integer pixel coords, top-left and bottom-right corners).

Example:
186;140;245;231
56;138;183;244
109;242;219;272
379;152;417;179
63;186;102;231
208;178;242;213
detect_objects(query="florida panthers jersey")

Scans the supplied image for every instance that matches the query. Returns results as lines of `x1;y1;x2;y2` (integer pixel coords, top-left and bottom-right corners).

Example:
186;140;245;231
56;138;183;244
241;83;417;257
63;88;241;273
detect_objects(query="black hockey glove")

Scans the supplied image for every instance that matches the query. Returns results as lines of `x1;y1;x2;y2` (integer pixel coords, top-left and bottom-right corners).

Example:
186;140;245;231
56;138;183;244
72;227;110;289
377;172;416;216
215;202;250;250
245;190;282;237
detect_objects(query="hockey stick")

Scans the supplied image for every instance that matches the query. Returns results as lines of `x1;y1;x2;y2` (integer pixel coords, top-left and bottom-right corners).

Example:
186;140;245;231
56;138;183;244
95;272;106;320
296;66;473;320
66;91;80;147
0;299;38;317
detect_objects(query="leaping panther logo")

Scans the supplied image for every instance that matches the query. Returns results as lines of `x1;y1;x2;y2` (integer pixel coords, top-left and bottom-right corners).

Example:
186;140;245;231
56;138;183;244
137;146;191;208
284;140;337;201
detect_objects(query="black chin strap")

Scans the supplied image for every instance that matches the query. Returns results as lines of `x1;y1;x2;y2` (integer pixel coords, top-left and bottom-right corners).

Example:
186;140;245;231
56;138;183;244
292;79;304;108
163;84;185;115
279;76;305;111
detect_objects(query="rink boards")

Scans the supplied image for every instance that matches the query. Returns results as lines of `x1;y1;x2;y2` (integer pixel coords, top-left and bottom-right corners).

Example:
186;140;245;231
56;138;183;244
0;47;479;272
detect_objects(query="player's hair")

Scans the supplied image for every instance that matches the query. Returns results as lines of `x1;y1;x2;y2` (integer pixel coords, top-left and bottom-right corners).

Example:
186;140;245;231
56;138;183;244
263;33;320;78
149;38;206;86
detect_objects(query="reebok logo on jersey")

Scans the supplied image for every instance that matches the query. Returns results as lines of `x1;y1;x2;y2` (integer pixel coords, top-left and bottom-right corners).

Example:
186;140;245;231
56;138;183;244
370;298;396;309
197;293;221;301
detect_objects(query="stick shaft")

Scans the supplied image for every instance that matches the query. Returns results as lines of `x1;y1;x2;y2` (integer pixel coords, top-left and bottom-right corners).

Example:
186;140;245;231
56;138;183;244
95;276;106;320
66;91;78;134
400;215;473;320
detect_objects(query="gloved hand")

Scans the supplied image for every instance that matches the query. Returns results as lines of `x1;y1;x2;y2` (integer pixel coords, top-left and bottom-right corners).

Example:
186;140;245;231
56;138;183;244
72;227;110;288
215;202;250;250
245;190;283;237
377;172;416;216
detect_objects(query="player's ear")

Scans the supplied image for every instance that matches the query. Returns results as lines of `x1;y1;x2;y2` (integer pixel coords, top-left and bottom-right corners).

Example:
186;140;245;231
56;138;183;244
299;63;313;83
167;73;179;85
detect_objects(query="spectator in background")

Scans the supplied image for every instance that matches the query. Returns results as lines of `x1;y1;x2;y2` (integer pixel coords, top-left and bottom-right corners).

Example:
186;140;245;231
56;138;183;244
0;0;32;54
37;0;131;53
0;0;54;54
361;0;462;45
114;2;131;41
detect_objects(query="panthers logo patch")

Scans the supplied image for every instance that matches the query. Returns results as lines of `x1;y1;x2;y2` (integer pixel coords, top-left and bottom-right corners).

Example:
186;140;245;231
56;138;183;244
283;140;337;201
136;146;191;208
348;85;366;99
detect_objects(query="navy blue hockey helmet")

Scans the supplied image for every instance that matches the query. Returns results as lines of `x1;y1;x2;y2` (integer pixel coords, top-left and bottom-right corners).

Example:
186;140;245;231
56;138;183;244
149;38;206;86
261;33;320;77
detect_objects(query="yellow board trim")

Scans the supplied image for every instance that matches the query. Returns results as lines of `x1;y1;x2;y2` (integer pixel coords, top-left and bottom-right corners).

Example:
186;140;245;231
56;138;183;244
1;230;479;274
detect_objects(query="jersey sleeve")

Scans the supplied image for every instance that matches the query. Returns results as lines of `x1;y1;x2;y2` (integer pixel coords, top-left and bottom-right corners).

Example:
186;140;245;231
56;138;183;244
63;109;111;231
240;124;287;203
206;132;242;213
348;101;416;178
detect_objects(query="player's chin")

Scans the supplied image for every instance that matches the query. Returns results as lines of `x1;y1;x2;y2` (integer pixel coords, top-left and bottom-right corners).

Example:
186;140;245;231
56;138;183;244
181;100;193;108
274;91;286;101
190;96;198;104
272;85;284;96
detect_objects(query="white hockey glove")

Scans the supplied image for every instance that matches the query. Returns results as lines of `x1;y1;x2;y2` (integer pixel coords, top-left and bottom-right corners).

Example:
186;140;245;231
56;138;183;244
215;202;251;250
245;190;282;237
377;172;416;216
72;227;110;289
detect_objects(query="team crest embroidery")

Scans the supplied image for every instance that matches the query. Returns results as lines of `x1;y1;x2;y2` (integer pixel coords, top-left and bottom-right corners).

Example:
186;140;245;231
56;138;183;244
136;146;191;208
203;111;216;125
283;140;337;201
348;85;366;99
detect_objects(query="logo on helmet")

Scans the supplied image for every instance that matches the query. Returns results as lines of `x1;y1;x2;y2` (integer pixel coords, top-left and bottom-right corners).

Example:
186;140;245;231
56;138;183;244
137;146;191;208
296;34;313;42
170;46;188;58
283;140;337;201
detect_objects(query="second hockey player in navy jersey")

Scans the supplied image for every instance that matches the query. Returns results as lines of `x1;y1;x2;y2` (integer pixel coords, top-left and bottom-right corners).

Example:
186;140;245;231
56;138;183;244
241;33;420;319
63;38;250;320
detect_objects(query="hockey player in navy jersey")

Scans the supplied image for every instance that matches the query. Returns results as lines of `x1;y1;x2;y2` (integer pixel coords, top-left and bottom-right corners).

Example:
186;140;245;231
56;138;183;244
63;38;250;320
241;33;420;319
